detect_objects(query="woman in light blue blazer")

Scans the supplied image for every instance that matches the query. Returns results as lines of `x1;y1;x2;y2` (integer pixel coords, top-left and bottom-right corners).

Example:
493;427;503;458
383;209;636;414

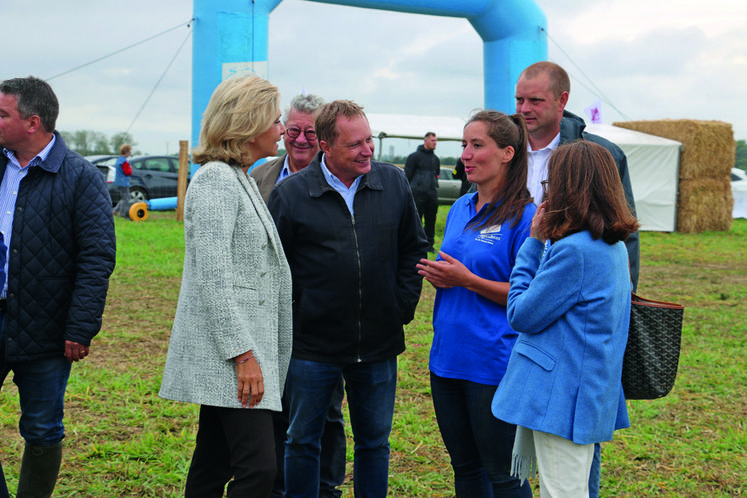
160;75;290;497
492;141;639;498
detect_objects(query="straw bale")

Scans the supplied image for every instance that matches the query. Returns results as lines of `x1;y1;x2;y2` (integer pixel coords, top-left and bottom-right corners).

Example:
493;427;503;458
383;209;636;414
675;178;733;233
613;119;735;180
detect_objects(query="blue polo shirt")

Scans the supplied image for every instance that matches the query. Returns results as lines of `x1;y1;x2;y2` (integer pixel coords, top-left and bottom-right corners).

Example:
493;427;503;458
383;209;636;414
429;192;536;385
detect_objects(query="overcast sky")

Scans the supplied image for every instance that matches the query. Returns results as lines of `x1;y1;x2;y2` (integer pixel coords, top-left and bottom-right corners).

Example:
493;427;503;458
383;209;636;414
3;0;745;156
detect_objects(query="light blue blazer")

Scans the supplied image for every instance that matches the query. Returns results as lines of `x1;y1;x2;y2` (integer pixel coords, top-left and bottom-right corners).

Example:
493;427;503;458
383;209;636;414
492;231;631;445
160;161;292;411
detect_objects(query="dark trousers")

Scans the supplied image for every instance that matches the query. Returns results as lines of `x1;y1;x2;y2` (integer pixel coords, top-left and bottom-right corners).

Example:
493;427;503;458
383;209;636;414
413;192;438;250
185;405;275;498
430;373;532;498
272;378;346;497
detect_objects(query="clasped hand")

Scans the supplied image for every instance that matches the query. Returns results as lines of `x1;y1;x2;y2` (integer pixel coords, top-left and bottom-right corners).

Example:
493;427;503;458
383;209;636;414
416;252;471;289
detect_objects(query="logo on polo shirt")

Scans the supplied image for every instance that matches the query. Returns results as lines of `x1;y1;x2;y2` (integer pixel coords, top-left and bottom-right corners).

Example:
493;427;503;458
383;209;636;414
476;224;502;245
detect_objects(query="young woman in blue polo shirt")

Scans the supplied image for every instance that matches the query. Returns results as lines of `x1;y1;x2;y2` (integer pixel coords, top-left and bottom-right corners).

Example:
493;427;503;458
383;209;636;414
417;110;535;497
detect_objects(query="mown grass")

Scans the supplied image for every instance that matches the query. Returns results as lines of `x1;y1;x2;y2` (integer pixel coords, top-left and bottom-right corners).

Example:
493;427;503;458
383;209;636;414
1;210;745;497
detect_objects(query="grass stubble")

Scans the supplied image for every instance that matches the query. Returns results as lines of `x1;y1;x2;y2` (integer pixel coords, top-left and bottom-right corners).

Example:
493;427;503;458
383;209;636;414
0;210;744;497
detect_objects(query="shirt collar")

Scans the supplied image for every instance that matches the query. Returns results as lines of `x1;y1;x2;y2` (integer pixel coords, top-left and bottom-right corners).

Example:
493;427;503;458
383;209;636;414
276;155;293;183
528;133;560;153
2;134;56;168
319;154;363;192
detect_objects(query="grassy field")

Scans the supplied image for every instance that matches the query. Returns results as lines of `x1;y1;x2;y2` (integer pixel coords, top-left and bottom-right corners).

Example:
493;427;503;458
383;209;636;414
1;209;745;497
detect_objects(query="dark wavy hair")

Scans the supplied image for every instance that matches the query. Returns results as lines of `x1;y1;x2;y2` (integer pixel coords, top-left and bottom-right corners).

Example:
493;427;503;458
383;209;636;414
465;110;533;230
540;141;639;244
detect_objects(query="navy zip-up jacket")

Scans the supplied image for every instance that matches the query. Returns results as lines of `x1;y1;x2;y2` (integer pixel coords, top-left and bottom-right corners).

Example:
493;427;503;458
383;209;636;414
268;153;428;364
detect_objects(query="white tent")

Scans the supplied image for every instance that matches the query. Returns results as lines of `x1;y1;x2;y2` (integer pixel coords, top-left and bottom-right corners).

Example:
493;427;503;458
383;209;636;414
368;114;683;232
586;124;682;232
732;180;747;219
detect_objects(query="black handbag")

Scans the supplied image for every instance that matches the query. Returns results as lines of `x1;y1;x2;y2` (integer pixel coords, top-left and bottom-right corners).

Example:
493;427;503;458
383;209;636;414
622;293;685;400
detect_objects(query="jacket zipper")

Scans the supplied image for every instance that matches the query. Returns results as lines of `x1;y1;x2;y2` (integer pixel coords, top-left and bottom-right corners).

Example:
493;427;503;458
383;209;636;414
351;213;364;362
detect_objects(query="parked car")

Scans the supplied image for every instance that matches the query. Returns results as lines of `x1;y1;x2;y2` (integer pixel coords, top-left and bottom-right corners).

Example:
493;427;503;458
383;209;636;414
731;167;747;182
85;155;118;182
438;165;462;204
100;155;188;206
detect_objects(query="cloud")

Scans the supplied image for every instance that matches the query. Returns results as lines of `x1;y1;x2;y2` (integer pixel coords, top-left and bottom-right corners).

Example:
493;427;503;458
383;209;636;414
3;0;746;156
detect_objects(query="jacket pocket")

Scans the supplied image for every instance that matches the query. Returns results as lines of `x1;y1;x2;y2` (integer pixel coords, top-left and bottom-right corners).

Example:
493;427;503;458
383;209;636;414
514;341;556;371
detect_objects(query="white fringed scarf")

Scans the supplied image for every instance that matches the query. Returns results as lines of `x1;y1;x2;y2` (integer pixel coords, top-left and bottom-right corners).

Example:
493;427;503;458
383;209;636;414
511;425;539;483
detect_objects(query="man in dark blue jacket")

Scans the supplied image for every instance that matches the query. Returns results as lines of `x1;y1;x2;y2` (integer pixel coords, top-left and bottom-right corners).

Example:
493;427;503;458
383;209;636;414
0;77;116;497
515;61;640;498
269;100;428;497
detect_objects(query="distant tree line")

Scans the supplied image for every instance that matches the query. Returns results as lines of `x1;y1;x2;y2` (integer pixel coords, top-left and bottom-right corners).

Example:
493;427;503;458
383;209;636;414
736;140;747;171
60;130;138;156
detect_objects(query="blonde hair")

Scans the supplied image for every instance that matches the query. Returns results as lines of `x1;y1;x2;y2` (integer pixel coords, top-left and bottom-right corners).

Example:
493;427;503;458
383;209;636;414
119;143;132;155
192;75;279;166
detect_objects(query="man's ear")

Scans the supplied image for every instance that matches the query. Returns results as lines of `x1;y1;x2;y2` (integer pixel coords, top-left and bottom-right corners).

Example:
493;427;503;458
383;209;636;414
319;140;332;156
558;91;569;110
26;115;42;134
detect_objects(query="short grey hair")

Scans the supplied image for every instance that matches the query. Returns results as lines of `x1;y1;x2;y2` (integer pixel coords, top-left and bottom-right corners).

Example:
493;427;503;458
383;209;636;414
284;93;325;122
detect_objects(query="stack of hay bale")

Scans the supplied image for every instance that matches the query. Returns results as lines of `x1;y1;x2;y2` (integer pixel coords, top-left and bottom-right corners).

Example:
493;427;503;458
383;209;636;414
614;120;735;233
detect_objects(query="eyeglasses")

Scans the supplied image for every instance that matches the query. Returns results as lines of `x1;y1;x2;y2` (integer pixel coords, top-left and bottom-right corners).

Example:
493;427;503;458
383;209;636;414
285;127;317;141
541;180;549;196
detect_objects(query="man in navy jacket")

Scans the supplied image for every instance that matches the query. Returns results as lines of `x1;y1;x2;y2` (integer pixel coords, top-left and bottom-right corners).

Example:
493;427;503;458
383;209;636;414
514;61;640;498
269;100;428;497
0;76;116;497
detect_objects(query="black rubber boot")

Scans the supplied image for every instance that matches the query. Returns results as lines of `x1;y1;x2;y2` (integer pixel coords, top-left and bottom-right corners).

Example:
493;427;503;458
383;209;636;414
16;443;62;498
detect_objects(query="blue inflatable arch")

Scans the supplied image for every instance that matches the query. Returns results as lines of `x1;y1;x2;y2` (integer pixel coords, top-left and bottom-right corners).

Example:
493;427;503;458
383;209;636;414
191;0;547;165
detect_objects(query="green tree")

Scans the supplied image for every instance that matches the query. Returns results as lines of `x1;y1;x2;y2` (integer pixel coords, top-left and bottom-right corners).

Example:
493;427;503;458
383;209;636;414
110;132;136;154
735;139;747;171
61;130;110;155
60;130;138;156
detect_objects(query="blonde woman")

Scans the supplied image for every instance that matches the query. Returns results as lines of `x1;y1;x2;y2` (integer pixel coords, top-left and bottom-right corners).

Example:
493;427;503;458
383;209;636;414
160;75;290;497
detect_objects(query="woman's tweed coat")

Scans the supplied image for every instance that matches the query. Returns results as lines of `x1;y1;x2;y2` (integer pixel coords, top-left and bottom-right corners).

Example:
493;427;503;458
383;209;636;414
160;161;292;411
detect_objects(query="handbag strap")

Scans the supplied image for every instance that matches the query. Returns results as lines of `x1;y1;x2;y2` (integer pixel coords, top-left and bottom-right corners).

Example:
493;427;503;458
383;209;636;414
631;293;684;310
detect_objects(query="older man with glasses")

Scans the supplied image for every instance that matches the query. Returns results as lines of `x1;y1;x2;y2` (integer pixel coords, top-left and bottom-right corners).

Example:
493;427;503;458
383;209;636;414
251;93;325;203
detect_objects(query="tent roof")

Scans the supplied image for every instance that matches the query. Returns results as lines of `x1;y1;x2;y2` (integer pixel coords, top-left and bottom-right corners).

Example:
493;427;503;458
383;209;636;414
585;124;682;147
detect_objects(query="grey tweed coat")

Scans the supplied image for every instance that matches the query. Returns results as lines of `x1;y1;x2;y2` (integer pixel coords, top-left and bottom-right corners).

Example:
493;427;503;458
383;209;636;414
159;161;292;411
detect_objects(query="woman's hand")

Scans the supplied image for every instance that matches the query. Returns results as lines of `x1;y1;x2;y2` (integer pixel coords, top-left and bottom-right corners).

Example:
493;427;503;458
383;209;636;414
417;251;473;289
531;202;547;242
234;351;264;408
418;251;510;304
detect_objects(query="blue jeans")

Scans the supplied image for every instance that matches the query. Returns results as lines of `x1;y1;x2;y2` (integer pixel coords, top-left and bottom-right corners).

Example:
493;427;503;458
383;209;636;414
430;373;532;498
273;377;346;498
285;357;397;498
0;312;71;446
